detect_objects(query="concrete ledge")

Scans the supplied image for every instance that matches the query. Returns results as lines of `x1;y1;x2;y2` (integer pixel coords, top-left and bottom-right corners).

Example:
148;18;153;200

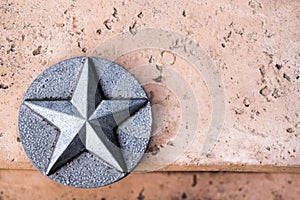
0;0;299;172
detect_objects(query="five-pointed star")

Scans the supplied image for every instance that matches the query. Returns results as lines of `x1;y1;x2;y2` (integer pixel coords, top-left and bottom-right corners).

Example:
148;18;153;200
24;58;147;175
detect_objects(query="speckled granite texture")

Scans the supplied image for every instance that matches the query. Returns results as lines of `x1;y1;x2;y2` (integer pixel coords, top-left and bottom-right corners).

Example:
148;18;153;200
18;57;152;187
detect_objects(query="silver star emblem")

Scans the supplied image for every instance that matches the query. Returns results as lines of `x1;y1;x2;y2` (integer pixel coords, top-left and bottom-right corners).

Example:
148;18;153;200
24;58;147;175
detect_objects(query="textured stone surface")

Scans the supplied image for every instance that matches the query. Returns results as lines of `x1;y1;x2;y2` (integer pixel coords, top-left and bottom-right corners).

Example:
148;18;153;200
0;0;300;172
1;170;300;200
18;57;152;187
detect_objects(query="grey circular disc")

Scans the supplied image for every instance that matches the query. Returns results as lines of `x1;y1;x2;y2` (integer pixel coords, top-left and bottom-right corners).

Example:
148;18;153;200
18;57;152;188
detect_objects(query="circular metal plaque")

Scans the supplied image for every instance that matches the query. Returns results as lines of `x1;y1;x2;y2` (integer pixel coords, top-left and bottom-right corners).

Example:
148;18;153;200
18;57;152;188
